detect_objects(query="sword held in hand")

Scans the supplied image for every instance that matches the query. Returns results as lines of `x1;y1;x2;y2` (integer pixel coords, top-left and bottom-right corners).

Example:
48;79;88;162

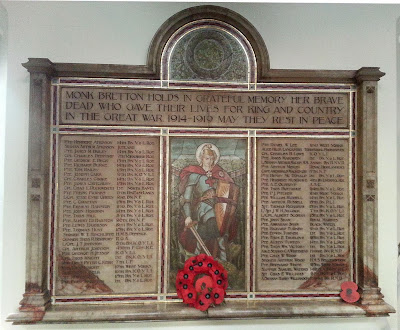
185;221;212;256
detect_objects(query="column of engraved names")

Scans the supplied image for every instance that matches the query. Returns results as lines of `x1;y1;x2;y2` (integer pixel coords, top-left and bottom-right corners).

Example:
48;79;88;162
256;139;310;291
57;136;116;294
115;136;159;293
256;138;350;291
307;140;349;285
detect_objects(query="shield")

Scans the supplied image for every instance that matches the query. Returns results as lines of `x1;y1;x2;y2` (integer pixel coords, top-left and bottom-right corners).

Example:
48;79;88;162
214;180;239;236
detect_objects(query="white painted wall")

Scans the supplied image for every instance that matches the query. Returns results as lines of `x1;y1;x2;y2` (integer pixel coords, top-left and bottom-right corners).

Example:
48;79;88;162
397;16;400;325
1;2;398;330
0;2;7;327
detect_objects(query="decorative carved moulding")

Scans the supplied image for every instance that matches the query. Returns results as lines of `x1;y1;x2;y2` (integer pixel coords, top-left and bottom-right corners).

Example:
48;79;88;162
7;5;394;324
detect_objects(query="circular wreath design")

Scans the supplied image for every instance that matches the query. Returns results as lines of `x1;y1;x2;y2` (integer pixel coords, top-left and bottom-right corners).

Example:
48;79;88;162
176;254;228;311
185;29;233;80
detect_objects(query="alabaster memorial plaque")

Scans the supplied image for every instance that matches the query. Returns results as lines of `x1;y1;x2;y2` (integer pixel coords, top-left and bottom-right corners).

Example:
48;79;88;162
8;5;394;325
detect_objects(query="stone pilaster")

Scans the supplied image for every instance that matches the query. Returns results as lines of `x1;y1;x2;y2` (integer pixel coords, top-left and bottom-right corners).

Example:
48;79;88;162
18;59;55;317
355;67;393;314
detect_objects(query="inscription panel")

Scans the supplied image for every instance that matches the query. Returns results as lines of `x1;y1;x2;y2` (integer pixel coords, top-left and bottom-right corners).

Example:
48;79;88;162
53;85;355;300
60;87;349;128
256;138;350;291
55;135;160;295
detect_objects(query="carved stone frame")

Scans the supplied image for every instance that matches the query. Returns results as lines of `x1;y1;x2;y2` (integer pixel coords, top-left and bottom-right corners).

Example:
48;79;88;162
7;5;394;324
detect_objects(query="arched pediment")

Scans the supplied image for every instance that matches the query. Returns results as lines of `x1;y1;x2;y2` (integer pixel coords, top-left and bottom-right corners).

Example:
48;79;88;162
147;5;270;82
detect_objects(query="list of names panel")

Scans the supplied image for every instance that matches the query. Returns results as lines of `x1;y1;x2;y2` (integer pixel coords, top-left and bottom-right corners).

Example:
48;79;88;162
256;138;350;291
56;134;160;295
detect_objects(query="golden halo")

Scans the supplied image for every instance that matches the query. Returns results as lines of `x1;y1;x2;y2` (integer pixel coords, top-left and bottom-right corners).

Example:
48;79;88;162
195;143;220;165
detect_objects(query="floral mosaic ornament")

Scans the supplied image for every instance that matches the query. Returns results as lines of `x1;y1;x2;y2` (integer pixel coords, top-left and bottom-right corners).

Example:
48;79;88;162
176;254;228;311
340;281;360;303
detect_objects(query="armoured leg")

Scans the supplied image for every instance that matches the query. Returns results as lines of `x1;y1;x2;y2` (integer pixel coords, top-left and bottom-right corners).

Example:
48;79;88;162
217;236;227;262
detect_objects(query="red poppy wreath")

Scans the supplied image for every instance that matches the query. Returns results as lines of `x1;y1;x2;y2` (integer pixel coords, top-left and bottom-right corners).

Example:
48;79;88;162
176;254;228;311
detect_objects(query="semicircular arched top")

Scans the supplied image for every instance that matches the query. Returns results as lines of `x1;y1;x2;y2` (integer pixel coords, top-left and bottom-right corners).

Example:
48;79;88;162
147;5;270;83
162;19;256;83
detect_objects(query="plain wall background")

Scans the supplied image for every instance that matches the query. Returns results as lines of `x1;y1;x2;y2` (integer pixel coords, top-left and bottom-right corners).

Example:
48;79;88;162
0;2;398;329
0;1;7;326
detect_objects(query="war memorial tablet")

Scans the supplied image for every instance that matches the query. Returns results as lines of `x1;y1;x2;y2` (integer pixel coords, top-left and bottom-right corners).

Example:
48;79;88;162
8;5;394;324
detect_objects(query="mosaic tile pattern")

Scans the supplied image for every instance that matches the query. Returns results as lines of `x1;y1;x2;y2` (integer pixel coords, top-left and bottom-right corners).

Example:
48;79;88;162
169;28;248;82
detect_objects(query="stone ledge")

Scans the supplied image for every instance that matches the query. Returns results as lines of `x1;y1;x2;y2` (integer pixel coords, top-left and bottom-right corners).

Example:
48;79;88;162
7;299;395;324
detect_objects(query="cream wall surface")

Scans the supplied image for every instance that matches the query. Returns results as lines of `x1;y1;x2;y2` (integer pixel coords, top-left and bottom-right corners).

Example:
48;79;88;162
0;2;7;327
1;2;398;330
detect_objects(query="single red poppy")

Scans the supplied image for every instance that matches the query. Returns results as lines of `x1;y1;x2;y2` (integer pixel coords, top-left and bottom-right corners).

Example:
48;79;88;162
212;271;227;289
177;269;195;283
210;263;224;278
340;281;360;303
179;281;193;292
184;261;198;274
201;290;214;303
211;287;225;305
182;287;197;305
195;293;212;311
